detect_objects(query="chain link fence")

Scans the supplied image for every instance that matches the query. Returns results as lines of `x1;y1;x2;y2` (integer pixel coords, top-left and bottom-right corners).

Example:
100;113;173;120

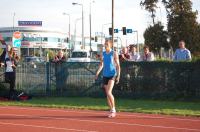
0;61;199;100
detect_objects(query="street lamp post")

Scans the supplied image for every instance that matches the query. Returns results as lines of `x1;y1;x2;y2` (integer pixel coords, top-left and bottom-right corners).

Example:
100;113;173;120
74;18;82;49
101;23;111;44
112;0;114;45
136;31;139;54
133;30;139;54
12;12;15;32
12;12;21;57
72;2;84;49
40;35;42;58
89;0;95;56
63;13;71;54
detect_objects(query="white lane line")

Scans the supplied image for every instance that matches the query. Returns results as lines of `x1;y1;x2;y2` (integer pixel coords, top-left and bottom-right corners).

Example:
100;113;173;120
0;121;97;132
0;106;199;122
0;113;200;132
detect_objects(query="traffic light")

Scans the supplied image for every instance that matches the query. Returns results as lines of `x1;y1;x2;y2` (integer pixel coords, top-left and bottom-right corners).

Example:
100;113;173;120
109;28;119;35
109;28;112;35
95;36;98;42
122;27;127;35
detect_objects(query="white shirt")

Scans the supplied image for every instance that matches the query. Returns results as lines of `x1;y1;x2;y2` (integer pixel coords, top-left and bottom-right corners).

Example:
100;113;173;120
141;52;155;62
129;52;140;62
6;60;13;72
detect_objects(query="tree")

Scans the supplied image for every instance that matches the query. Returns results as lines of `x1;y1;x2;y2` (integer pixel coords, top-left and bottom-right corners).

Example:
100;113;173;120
162;0;200;53
143;22;169;58
193;24;200;56
140;0;159;25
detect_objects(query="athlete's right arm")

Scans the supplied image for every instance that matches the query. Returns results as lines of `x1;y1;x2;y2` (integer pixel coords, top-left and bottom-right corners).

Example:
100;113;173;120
95;54;103;80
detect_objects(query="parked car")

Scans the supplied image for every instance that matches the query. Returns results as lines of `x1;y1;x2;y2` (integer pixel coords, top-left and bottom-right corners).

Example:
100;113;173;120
24;56;45;63
67;50;91;62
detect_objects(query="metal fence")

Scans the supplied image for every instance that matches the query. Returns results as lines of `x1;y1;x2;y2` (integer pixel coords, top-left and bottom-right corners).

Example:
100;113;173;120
0;62;47;96
0;61;200;99
118;62;200;99
48;62;102;97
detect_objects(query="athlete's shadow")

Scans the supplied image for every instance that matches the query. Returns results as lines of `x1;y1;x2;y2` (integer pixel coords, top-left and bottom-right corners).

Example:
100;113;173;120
47;115;108;119
0;115;108;120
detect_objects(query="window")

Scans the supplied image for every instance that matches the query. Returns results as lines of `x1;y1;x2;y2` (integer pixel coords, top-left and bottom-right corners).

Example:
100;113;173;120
43;37;48;42
22;37;36;42
71;52;87;58
48;37;63;42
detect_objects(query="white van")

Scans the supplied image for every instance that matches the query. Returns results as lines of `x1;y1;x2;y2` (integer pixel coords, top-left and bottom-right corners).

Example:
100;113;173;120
67;49;91;62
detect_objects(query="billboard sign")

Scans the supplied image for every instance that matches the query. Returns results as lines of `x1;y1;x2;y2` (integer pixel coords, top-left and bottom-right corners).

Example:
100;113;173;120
18;21;42;26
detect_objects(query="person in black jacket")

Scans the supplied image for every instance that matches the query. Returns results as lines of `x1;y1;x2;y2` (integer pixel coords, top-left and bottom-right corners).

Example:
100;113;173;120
53;50;66;63
53;50;67;93
5;51;17;99
0;39;7;67
0;49;6;67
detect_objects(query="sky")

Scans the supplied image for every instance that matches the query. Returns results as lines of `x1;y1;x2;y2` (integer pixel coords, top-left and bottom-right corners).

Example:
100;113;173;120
0;0;200;44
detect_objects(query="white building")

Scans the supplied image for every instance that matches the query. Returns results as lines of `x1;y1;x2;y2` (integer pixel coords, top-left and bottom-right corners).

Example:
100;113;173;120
0;27;69;56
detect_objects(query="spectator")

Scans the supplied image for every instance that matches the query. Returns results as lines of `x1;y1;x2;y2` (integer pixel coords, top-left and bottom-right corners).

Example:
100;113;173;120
96;54;101;60
53;50;67;93
173;40;192;61
129;45;140;61
10;48;20;62
0;45;12;67
140;45;155;61
119;47;130;61
5;51;18;100
0;36;7;66
5;45;12;59
0;49;6;67
53;50;66;63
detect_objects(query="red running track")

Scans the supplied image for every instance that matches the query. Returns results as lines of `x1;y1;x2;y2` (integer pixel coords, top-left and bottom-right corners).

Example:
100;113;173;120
0;106;199;132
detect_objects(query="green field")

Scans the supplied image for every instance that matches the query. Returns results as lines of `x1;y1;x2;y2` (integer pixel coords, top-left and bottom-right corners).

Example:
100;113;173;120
0;97;200;117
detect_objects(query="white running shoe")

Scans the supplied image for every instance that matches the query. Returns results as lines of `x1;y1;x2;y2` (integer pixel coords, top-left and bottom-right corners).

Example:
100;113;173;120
108;112;116;118
110;108;116;113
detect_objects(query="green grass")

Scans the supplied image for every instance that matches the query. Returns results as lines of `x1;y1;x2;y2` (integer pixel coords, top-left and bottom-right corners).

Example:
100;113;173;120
0;97;200;117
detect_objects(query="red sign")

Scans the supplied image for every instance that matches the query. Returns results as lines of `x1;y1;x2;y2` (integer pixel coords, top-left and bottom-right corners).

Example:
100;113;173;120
13;31;21;39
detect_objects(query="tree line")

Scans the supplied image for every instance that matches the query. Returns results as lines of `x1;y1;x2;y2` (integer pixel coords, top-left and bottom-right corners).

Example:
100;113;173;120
140;0;200;57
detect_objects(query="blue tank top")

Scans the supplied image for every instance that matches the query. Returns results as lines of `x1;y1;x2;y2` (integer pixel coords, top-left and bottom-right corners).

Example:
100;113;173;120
103;50;116;77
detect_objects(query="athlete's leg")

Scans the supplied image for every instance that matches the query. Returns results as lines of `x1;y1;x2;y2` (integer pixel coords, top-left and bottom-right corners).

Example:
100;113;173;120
105;79;115;111
104;85;112;110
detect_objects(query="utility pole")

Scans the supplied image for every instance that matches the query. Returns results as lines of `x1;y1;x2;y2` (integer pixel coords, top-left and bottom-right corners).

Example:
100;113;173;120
112;0;114;46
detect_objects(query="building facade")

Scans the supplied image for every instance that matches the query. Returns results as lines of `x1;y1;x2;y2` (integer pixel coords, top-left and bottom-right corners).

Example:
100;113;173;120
0;27;69;56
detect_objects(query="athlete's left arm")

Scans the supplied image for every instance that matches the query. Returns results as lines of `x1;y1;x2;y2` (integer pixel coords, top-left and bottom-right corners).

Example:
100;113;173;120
114;51;121;84
95;53;104;80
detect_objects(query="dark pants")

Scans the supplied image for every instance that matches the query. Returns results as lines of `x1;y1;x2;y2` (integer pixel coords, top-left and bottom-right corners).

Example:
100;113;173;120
5;72;16;99
55;63;68;93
